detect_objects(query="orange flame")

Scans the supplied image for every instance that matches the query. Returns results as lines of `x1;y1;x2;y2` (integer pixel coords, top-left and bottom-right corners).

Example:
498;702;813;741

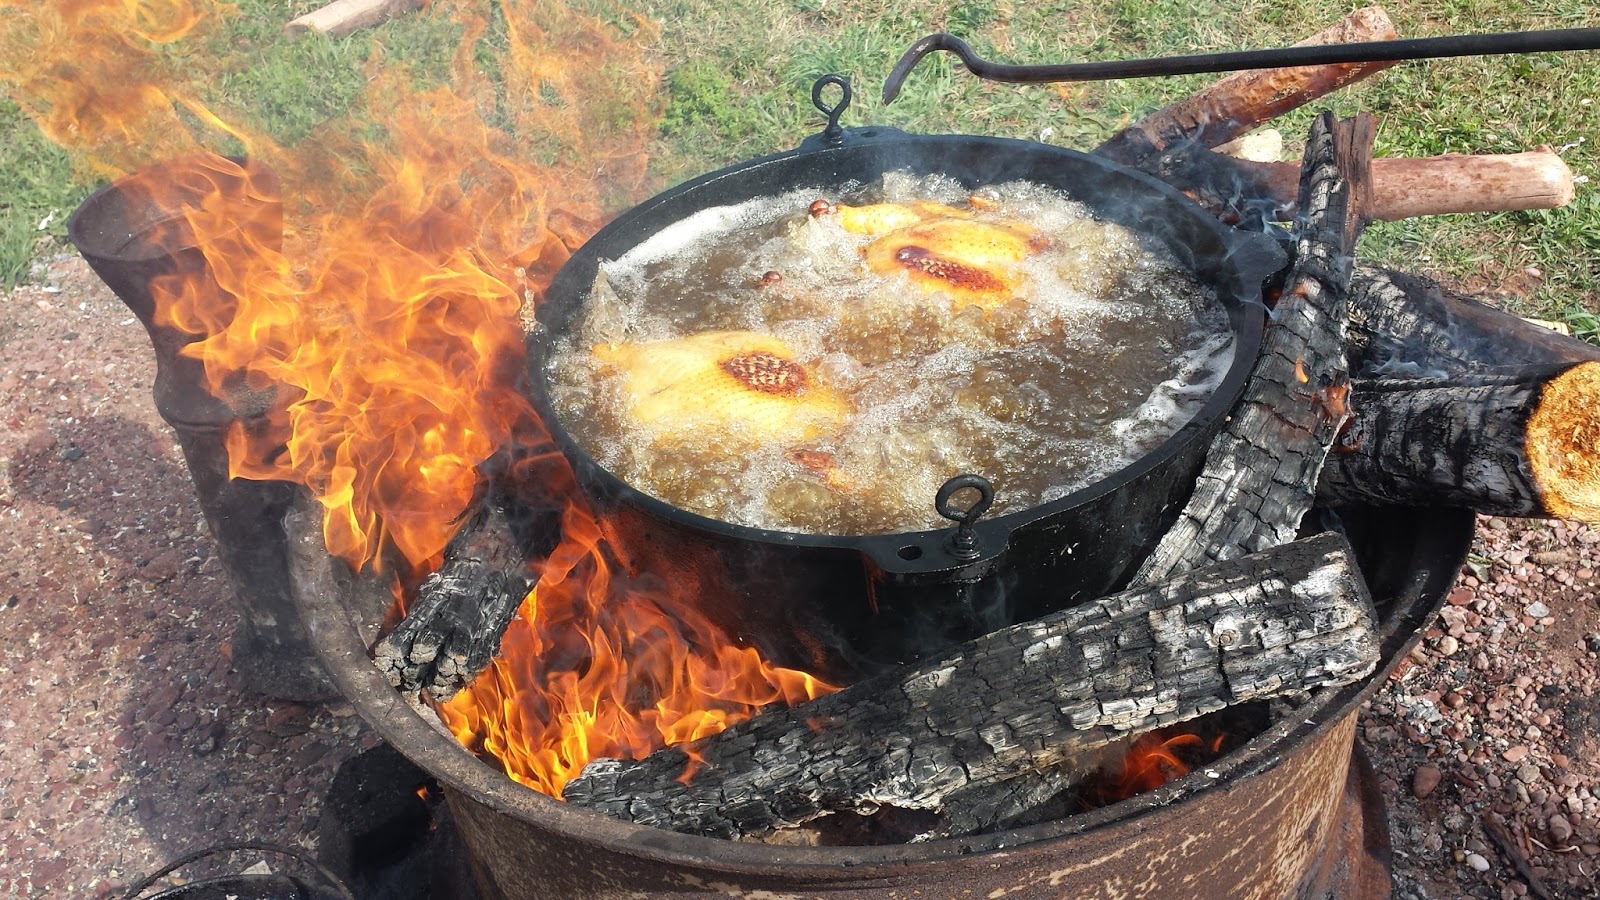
1082;727;1229;807
437;502;835;797
4;1;838;795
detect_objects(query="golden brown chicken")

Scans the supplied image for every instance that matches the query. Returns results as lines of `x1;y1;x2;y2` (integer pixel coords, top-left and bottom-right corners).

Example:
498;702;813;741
591;331;848;449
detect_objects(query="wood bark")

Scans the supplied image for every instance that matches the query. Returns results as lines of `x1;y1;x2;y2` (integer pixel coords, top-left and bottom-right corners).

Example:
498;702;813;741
561;533;1379;841
1317;362;1600;521
1131;113;1371;586
285;0;424;38
1147;145;1572;223
372;505;534;699
1346;265;1600;378
1095;6;1398;169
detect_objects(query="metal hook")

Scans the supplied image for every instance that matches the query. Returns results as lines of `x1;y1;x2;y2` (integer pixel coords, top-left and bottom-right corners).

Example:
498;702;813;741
881;28;1600;105
811;75;852;146
935;474;994;561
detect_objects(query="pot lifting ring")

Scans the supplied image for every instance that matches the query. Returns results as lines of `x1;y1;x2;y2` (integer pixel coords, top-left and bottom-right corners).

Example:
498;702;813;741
811;74;851;147
936;473;995;561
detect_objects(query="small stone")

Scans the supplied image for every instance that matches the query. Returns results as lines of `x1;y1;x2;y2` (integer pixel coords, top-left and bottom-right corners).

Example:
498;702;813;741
1549;814;1574;843
1523;601;1550;619
59;445;85;461
1413;764;1443;799
1437;635;1460;657
1584;634;1600;653
1447;587;1474;606
1504;745;1530;763
1517;764;1542;785
1444;692;1467;709
1467;852;1491;872
1527;725;1543;740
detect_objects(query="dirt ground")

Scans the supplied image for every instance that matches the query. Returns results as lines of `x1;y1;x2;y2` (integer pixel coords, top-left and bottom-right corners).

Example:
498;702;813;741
1;252;1597;898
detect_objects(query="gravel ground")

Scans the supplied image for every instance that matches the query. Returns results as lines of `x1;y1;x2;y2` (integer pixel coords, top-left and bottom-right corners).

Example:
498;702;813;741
1;253;1596;898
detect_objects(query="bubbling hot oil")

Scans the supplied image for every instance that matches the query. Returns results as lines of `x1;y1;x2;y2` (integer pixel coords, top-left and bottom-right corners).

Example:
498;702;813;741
549;173;1234;535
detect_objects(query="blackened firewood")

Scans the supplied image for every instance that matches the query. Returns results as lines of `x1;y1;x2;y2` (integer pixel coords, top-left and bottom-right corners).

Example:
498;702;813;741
561;533;1378;841
1346;265;1600;378
1131;113;1373;587
372;504;534;700
1317;363;1600;521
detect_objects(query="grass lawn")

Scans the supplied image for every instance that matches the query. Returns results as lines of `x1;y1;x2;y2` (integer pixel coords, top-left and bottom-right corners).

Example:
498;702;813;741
2;0;1597;336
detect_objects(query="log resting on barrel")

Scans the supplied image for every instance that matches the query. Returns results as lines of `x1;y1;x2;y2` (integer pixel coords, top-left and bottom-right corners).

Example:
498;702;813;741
373;504;534;699
1145;143;1574;223
561;532;1379;841
1131;112;1371;586
1345;265;1600;377
1318;363;1600;521
1095;6;1398;170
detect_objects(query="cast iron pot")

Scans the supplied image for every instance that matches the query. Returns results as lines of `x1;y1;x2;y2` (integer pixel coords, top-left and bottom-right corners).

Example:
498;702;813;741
528;79;1281;675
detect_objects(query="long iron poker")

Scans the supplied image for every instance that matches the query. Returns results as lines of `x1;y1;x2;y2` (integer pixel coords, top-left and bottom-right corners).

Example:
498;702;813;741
882;29;1600;104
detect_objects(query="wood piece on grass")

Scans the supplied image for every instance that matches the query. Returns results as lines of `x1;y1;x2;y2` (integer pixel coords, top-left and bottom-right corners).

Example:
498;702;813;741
1095;6;1397;169
285;0;424;38
372;505;534;700
1130;112;1373;587
561;533;1379;841
1345;265;1600;378
1317;362;1600;521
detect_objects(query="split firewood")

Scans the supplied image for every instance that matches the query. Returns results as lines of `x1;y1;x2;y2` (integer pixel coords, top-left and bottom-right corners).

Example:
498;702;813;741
562;532;1379;841
1148;144;1573;223
1317;363;1600;521
1131;112;1373;586
285;0;424;39
1345;265;1600;378
1095;6;1398;169
372;504;534;699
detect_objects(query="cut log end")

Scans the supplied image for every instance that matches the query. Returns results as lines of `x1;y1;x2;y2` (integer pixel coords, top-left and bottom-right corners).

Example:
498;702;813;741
1528;361;1600;521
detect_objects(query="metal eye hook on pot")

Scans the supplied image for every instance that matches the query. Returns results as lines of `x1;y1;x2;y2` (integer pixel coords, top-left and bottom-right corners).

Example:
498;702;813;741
936;473;994;561
811;74;852;146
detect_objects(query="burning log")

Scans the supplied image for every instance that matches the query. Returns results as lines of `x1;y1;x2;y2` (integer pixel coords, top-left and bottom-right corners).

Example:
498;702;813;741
1131;112;1372;586
1317;363;1600;521
1095;6;1398;169
561;532;1379;841
285;0;424;39
1345;265;1600;377
372;504;535;699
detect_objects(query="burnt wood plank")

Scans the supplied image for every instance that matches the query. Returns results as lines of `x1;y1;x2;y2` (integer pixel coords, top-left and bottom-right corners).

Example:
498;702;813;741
372;505;534;699
561;533;1378;841
1129;112;1372;586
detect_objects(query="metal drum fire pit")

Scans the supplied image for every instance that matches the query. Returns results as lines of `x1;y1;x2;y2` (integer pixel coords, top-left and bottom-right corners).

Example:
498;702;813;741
290;498;1471;899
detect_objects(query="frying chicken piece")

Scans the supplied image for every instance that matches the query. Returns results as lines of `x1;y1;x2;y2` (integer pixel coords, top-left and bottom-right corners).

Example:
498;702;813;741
592;331;848;448
863;218;1040;310
810;199;971;237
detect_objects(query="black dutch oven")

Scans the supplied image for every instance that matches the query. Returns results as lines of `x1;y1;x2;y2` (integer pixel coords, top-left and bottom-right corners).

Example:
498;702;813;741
526;78;1282;677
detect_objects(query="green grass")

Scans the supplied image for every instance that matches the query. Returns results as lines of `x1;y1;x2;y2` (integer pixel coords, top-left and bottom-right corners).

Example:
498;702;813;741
2;0;1597;332
0;99;78;289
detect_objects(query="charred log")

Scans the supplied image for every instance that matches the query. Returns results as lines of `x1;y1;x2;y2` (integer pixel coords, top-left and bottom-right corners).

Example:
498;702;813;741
1131;113;1372;586
1317;362;1600;521
372;504;535;699
1346;265;1600;378
561;533;1379;841
1095;6;1397;170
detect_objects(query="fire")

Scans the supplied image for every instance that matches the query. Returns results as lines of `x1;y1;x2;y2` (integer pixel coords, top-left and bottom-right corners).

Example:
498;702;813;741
1079;726;1228;808
4;1;837;795
437;502;835;797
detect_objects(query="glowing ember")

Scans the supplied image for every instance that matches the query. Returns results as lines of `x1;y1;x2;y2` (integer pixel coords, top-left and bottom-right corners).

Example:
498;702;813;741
1079;726;1228;808
3;0;835;798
